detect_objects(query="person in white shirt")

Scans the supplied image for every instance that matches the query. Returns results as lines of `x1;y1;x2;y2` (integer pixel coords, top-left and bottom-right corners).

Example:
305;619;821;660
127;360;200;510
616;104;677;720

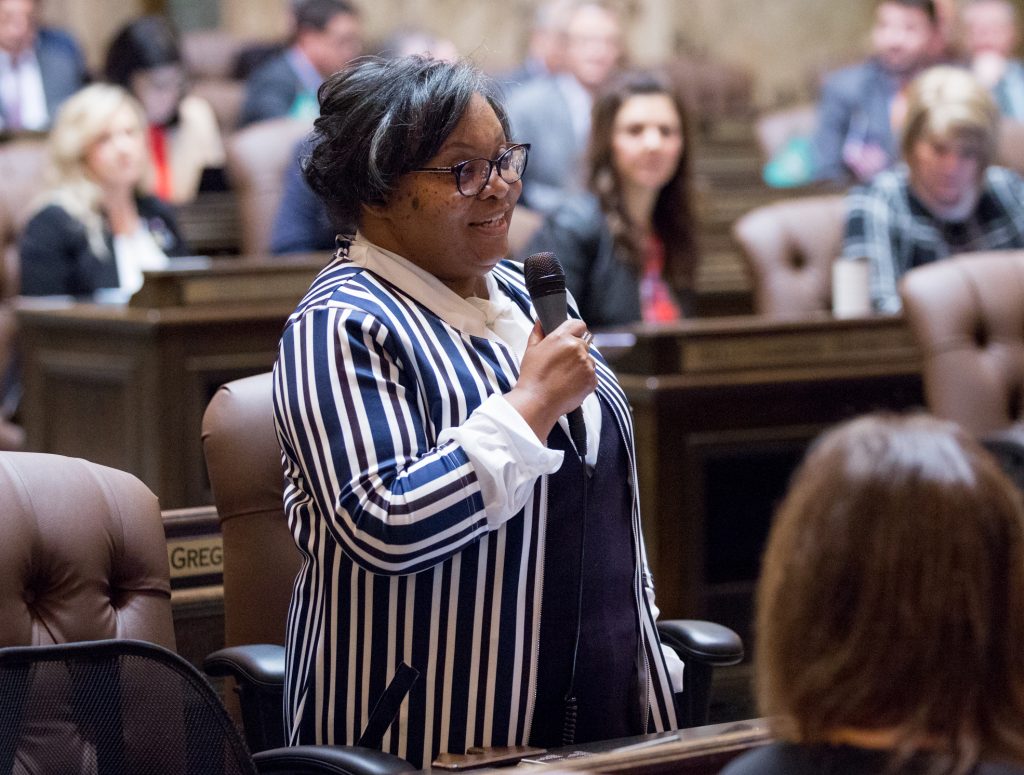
0;0;86;132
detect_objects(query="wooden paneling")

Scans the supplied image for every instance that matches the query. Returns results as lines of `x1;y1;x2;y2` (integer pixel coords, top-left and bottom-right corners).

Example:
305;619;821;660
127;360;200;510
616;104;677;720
603;314;924;636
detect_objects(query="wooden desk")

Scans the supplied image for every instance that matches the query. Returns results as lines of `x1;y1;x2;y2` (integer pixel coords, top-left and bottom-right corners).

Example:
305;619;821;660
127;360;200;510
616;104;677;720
16;255;326;508
602;313;924;632
19;275;923;629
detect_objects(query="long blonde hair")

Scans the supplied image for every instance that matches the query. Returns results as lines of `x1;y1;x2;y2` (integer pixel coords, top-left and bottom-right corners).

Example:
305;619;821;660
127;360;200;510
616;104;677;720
34;83;152;259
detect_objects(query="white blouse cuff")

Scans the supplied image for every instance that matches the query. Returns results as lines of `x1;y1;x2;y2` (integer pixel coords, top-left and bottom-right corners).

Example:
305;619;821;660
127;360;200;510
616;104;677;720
437;393;563;528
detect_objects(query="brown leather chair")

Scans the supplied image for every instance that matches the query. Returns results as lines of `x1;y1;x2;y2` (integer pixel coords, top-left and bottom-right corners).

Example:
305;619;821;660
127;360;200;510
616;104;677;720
202;373;297;654
732;195;846;316
0;451;176;649
181;29;251;134
997;119;1024;178
899;250;1024;436
0;137;47;450
202;373;743;751
754;103;817;161
225;117;312;256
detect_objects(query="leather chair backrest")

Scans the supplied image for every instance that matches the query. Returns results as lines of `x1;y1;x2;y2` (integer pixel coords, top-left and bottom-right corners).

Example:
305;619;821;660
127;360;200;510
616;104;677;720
201;372;296;648
225;117;312;256
998;119;1024;178
899;250;1024;436
732;194;846;316
0;451;175;648
754;103;817;160
0;137;47;300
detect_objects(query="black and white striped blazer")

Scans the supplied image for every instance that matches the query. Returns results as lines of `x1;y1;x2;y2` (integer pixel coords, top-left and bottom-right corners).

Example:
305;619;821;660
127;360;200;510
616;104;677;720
273;248;679;767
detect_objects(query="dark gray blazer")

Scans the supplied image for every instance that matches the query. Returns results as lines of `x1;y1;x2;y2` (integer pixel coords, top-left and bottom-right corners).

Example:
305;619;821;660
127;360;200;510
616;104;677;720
521;193;643;328
811;58;901;185
237;52;303;128
0;28;87;131
505;76;586;214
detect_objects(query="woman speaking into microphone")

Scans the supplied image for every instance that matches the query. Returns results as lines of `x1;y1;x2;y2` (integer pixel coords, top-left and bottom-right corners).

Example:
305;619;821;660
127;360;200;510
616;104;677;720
273;55;682;768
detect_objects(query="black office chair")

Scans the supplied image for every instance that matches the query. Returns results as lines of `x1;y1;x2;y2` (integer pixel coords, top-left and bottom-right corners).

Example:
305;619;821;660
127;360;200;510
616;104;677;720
0;639;415;775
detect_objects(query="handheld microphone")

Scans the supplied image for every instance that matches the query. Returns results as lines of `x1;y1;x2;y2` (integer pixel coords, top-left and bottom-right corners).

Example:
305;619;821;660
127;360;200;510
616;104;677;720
523;252;587;458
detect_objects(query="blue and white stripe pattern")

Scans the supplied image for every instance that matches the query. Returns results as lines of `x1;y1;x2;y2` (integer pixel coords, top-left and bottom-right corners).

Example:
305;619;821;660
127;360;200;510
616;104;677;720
273;251;679;767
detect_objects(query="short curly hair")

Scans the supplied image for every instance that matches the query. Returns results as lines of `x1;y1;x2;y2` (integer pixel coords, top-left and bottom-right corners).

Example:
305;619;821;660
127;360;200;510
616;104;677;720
303;56;510;230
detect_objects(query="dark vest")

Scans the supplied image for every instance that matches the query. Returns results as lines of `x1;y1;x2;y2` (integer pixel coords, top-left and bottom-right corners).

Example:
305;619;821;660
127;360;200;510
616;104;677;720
529;398;643;748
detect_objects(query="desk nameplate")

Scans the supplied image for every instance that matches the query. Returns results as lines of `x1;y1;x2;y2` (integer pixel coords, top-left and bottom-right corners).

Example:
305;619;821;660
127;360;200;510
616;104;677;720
680;324;919;375
163;506;222;591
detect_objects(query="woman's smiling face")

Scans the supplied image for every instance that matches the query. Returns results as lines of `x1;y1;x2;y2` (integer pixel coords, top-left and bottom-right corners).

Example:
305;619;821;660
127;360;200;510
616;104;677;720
361;93;522;298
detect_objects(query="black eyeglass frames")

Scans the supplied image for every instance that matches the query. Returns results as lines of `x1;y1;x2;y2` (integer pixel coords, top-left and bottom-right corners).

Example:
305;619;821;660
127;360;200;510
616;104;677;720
413;143;530;197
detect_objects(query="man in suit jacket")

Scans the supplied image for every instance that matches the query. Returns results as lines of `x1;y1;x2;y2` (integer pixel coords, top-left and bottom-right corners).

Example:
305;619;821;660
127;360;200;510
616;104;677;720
0;0;87;132
506;1;623;214
811;0;940;185
237;0;362;128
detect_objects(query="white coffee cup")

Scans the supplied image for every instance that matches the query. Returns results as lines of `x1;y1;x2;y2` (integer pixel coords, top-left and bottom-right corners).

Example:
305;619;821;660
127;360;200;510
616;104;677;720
832;257;871;318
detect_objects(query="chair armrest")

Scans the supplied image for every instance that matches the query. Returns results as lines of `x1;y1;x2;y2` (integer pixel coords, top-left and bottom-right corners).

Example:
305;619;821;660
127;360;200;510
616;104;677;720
204;644;285;688
657;620;744;667
982;426;1024;493
253;745;416;775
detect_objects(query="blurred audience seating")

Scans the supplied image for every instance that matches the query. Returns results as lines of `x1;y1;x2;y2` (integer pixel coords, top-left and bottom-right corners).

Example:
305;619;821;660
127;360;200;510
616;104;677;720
225;117;311;256
731;194;846;316
0;137;47;450
998;119;1024;178
900;250;1024;436
667;54;754;133
0;451;176;648
754;102;817;162
900;250;1024;492
181;29;251;133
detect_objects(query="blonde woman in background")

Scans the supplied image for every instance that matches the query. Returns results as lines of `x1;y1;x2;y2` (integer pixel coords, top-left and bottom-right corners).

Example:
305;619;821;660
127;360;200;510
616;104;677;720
19;83;188;298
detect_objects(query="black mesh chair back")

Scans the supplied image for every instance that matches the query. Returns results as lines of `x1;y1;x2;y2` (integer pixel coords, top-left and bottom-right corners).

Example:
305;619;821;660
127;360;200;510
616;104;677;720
0;639;257;775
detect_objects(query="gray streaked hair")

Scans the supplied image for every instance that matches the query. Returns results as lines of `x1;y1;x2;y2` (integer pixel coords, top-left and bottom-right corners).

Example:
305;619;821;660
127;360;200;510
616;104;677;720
302;55;510;230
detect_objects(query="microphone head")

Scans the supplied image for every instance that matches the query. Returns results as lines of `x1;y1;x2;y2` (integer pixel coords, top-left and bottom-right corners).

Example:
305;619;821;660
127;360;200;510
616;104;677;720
524;252;566;299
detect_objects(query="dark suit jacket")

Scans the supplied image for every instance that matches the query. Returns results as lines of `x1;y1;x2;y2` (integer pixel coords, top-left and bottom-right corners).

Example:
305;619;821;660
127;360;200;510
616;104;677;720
811;58;900;185
522;193;642;328
506;76;586;214
269;136;338;254
0;28;87;131
19;195;188;297
237;52;303;128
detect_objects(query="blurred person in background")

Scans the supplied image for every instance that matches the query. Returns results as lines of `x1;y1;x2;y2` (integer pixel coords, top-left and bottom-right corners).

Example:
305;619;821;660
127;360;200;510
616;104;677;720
19;84;188;297
721;413;1024;775
506;0;624;213
0;0;86;132
962;0;1024;119
270;28;459;255
812;0;940;185
237;0;362;127
522;70;698;327
497;0;573;89
841;66;1024;313
104;15;224;204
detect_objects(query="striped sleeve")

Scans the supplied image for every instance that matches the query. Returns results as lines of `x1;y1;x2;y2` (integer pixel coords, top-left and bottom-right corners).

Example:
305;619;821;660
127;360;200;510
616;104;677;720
276;303;493;575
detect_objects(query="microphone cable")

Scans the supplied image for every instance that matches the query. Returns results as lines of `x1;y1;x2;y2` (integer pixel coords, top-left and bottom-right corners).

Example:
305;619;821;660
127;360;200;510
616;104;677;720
562;445;589;746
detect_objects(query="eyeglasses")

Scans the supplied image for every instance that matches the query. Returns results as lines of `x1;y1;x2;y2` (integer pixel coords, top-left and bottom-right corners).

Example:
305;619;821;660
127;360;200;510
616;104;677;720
413;143;530;197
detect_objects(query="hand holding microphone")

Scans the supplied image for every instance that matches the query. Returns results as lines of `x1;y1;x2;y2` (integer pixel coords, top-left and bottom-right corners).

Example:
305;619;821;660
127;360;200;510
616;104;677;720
504;252;594;455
